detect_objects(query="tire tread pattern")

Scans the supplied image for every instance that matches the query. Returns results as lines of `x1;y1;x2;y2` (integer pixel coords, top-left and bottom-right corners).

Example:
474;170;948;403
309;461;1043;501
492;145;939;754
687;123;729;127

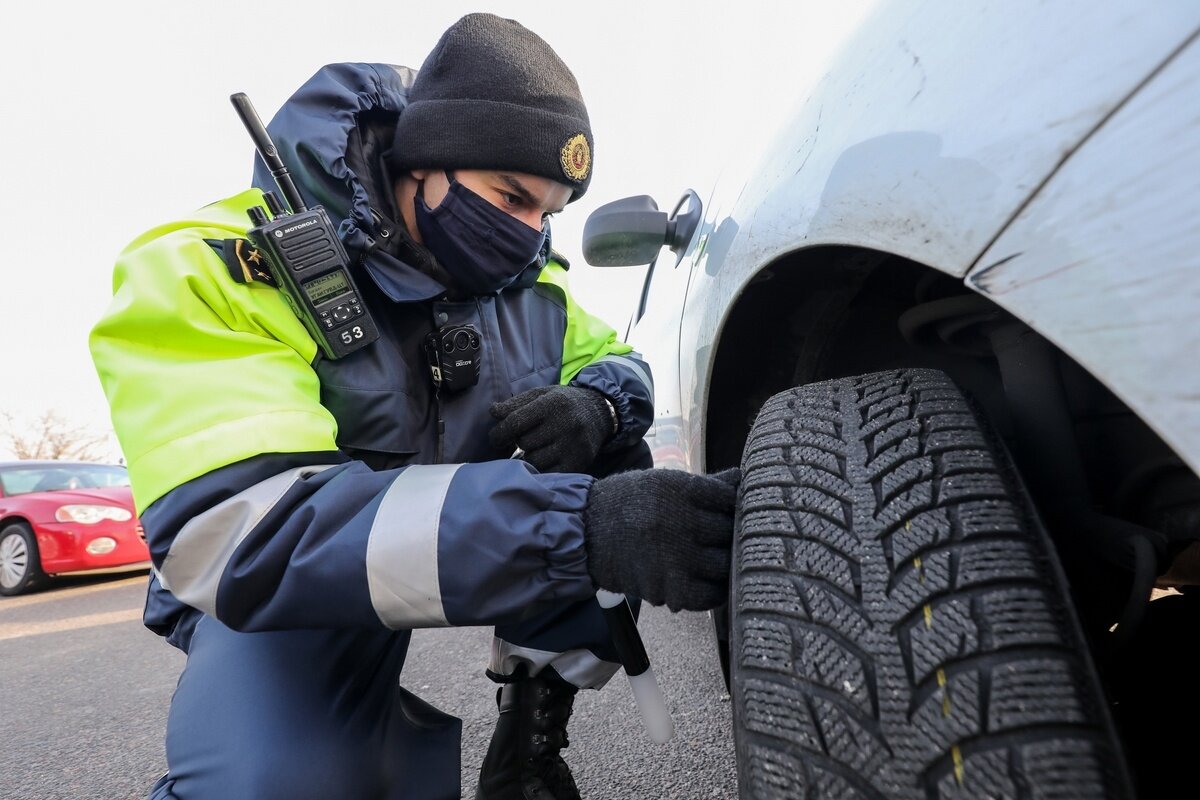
731;369;1130;799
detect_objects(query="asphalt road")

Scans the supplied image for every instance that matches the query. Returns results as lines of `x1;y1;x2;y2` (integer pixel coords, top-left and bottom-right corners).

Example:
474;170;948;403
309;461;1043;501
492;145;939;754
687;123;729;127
0;572;736;799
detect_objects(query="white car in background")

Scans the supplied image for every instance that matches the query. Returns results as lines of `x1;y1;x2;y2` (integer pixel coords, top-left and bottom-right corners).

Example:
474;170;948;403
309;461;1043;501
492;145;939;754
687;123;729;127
584;2;1200;797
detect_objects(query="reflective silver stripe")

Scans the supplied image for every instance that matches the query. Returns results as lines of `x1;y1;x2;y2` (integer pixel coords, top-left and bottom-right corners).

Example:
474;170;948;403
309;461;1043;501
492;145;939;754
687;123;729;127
596;353;654;393
366;464;460;629
490;637;621;690
160;465;336;616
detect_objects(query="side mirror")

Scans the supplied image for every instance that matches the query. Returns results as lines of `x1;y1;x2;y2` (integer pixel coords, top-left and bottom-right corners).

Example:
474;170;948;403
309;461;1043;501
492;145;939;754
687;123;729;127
582;190;702;267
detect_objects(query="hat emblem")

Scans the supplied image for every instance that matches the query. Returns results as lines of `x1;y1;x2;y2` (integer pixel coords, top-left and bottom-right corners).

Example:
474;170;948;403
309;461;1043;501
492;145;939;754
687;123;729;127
560;134;590;183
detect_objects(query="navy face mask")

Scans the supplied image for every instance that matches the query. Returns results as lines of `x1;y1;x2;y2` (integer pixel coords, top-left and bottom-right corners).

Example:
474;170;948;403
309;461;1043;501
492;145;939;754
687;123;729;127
414;173;549;296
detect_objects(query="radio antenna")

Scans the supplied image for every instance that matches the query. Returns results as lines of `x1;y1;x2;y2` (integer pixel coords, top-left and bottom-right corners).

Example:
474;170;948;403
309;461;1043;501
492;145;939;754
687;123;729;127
230;92;308;214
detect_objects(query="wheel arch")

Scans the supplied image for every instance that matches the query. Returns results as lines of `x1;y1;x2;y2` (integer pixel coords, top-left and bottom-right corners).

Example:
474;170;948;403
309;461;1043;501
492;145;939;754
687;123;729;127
703;245;1006;472
0;513;37;532
701;242;1192;482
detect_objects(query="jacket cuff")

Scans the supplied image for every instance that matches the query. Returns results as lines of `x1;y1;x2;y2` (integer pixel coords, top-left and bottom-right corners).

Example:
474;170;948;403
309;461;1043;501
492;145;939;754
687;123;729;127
571;374;636;451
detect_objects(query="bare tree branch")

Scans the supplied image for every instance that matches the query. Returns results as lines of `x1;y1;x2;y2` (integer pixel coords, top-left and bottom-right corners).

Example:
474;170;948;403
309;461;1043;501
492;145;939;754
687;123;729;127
1;410;112;461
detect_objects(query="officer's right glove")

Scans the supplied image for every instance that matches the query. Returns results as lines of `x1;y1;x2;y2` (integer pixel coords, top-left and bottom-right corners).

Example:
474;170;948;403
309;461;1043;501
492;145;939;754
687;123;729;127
582;467;741;612
489;384;615;473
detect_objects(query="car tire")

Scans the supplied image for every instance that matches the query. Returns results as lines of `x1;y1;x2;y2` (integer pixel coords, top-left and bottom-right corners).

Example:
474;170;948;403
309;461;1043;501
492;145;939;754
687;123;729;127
0;521;44;596
731;368;1133;799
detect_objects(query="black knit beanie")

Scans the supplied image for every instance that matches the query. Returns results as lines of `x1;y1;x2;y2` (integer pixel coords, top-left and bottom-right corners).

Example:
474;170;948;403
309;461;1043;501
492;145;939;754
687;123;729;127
389;13;593;201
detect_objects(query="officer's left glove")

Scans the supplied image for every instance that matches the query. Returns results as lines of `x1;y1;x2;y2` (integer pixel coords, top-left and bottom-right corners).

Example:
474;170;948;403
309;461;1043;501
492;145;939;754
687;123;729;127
582;467;741;611
489;385;617;473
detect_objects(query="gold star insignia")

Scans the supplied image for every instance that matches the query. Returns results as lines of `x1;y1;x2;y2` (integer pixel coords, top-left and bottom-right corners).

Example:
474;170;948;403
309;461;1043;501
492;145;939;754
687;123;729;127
246;248;263;264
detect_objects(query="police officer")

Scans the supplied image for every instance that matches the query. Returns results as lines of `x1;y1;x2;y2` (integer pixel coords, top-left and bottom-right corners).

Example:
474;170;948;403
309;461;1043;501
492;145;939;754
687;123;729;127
90;13;738;800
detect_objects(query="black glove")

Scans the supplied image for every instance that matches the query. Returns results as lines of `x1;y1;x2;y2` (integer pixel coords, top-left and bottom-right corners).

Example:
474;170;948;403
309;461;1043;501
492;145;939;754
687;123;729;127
489;385;616;473
583;467;741;612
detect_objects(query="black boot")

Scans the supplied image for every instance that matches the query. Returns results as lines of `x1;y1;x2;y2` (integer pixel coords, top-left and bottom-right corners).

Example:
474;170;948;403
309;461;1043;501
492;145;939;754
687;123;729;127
475;673;581;800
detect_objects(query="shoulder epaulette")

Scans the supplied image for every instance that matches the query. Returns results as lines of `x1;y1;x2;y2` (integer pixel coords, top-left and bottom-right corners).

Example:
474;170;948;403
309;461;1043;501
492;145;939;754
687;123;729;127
205;238;278;287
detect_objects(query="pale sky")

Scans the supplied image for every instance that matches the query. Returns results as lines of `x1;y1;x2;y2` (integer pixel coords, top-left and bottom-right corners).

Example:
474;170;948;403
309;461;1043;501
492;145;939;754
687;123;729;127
0;0;876;460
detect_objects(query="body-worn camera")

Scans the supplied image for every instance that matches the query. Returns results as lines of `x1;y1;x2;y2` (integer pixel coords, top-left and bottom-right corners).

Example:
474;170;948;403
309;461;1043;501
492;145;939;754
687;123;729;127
424;325;481;392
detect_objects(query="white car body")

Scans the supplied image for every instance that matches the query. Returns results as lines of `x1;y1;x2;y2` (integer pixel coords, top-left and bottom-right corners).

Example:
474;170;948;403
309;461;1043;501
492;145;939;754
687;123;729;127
632;0;1200;477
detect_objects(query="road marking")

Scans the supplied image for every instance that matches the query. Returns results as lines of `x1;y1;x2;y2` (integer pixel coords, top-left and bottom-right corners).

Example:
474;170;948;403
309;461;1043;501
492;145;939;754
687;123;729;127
0;607;143;641
0;574;147;612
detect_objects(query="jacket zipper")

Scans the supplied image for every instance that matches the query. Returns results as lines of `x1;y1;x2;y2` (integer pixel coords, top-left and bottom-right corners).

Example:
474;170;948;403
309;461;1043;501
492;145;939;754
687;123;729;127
434;388;445;464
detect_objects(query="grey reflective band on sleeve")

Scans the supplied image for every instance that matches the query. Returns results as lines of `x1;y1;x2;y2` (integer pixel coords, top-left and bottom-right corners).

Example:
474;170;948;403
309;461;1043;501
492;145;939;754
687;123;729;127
366;463;461;629
596;353;654;393
489;637;622;690
159;465;337;616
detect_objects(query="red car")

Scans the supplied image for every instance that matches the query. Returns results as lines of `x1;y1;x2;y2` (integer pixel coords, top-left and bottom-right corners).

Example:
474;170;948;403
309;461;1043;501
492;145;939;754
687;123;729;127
0;461;149;596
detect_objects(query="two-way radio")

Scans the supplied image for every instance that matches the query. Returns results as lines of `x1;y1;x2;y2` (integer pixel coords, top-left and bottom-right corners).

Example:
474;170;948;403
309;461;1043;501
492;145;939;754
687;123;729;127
229;93;379;359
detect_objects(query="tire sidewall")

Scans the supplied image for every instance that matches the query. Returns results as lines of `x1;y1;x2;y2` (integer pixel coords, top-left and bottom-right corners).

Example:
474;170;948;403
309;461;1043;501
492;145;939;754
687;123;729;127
0;522;41;596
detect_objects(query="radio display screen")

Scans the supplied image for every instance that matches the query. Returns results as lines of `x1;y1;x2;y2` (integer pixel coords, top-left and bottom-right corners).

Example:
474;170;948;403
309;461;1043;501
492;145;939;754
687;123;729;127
302;271;352;306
